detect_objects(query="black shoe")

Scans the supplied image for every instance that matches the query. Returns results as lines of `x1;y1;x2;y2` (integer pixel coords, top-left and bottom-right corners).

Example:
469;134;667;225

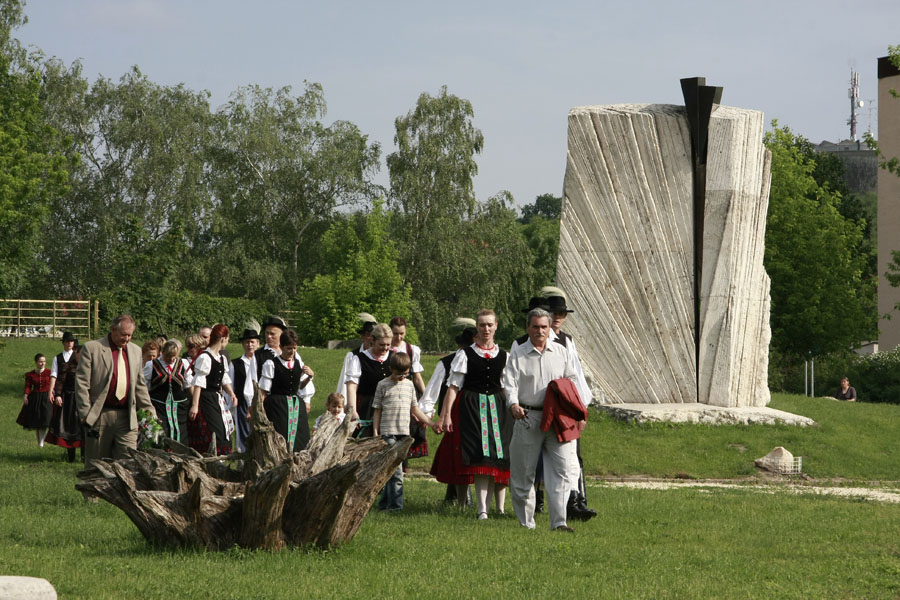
567;491;596;521
554;525;575;533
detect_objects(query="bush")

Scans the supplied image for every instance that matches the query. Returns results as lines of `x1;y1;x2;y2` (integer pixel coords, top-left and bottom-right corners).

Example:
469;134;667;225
97;287;269;339
845;348;900;404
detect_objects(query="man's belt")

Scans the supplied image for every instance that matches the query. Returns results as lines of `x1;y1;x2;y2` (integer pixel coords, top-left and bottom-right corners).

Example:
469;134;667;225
519;403;543;411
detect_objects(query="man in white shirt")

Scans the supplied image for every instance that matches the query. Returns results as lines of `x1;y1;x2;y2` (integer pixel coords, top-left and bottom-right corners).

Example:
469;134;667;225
502;308;579;532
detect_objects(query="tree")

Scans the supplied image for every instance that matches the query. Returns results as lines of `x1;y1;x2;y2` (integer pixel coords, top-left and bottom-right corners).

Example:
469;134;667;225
519;193;561;223
206;84;381;301
292;200;416;346
36;65;213;299
764;124;876;360
387;86;485;347
0;7;70;297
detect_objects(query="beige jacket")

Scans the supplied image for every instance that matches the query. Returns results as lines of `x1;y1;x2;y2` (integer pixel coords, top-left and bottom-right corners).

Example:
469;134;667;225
75;335;154;429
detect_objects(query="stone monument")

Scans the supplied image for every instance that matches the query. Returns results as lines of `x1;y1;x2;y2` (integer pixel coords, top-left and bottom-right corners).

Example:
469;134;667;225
557;78;774;414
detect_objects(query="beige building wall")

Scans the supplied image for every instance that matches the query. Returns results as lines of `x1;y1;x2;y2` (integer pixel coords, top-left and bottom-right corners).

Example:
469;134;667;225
877;56;900;349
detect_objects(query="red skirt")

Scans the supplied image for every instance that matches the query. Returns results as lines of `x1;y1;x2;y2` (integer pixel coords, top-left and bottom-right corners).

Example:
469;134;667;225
429;399;473;485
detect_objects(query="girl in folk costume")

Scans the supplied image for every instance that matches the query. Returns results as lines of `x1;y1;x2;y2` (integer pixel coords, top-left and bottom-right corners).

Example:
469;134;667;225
18;353;53;446
189;324;236;455
345;323;394;438
438;309;511;520
428;319;477;504
336;313;377;399
47;332;84;461
258;328;315;452
389;316;429;459
145;339;190;444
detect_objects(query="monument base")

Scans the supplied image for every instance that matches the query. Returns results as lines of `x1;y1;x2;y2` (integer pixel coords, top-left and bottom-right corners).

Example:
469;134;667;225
597;403;815;427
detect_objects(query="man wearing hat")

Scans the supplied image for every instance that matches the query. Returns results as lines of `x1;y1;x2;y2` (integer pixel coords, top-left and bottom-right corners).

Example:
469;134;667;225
48;331;83;462
229;327;260;452
256;315;315;413
542;287;595;522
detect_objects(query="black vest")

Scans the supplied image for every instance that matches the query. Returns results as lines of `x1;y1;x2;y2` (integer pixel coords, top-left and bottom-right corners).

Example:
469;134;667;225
55;351;78;393
232;356;253;404
461;346;506;394
357;350;394;397
267;356;303;396
436;353;456;415
148;358;188;402
201;350;226;393
256;347;277;379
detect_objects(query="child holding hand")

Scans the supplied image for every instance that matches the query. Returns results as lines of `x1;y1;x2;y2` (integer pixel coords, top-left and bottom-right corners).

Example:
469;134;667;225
372;352;436;511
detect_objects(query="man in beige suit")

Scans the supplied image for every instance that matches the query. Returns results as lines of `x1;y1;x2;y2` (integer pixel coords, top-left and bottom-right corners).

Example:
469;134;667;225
76;314;155;468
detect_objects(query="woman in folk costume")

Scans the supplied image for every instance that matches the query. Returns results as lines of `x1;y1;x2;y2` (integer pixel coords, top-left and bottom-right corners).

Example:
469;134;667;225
144;339;190;445
438;309;511;519
189;324;236;455
46;332;84;461
258;328;315;452
428;318;477;504
389;316;429;459
344;323;394;438
336;313;377;399
18;353;53;447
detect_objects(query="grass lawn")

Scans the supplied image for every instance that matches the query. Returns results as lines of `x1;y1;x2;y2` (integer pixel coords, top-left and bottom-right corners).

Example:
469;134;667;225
1;338;899;598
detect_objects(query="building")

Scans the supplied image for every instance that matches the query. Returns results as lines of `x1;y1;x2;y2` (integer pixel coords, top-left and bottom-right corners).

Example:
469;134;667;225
814;139;877;195
876;55;900;350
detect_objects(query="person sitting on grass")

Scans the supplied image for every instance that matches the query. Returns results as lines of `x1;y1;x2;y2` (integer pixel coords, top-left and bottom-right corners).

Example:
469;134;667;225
835;377;857;402
314;392;346;434
372;352;437;511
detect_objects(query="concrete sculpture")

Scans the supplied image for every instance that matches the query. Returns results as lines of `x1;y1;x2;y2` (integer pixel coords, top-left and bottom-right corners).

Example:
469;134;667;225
557;79;771;408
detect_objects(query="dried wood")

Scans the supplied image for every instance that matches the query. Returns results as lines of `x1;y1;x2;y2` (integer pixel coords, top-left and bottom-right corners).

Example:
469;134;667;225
76;384;408;551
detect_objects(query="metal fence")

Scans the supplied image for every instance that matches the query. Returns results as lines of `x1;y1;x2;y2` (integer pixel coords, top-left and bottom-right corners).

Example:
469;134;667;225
0;299;96;339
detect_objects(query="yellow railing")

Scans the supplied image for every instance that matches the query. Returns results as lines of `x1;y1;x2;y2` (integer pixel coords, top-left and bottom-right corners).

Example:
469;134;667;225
0;299;95;338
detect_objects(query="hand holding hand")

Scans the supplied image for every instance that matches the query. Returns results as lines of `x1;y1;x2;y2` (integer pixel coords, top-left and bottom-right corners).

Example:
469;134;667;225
511;404;526;420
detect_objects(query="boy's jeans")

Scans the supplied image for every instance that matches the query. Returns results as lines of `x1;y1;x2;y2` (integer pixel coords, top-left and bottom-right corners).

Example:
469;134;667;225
378;435;404;511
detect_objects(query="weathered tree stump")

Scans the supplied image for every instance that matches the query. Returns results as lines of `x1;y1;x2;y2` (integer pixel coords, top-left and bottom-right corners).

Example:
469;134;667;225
76;386;412;550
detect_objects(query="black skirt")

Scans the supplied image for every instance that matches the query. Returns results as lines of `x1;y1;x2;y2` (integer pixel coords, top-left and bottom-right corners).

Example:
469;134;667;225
264;394;310;452
17;391;53;430
151;395;190;445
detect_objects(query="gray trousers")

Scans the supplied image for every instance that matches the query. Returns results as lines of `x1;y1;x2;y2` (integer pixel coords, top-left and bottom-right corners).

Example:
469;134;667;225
84;408;137;469
509;409;576;530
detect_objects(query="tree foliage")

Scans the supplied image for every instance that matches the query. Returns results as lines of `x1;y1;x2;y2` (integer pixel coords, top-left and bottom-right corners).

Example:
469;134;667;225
204;84;381;301
292;200;416;346
0;13;70;297
764;123;876;359
519;193;561;223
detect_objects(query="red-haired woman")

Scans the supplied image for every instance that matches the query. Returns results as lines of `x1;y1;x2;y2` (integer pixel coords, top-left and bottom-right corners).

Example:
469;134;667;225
189;324;236;455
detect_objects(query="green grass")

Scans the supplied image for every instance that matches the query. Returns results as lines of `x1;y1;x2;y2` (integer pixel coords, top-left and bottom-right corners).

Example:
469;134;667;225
2;338;900;598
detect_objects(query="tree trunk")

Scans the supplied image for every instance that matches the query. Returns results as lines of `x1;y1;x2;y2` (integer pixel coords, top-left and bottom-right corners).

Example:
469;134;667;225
76;384;412;551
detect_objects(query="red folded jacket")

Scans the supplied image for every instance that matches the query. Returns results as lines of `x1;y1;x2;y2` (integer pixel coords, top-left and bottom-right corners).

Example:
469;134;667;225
541;378;588;442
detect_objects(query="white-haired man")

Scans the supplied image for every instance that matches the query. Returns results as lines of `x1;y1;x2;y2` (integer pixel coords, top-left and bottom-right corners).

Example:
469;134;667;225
503;308;581;532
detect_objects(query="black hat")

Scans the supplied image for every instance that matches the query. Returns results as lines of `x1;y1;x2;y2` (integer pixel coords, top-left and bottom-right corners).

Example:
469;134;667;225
358;321;376;335
521;296;549;313
261;315;287;330
61;331;76;342
455;327;476;347
546;296;574;313
239;328;261;342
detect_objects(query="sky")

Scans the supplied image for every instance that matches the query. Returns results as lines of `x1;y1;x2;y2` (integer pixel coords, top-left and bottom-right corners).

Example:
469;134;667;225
15;0;900;209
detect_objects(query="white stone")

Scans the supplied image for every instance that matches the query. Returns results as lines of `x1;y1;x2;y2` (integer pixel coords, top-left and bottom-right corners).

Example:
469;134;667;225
558;103;771;409
755;446;801;473
0;577;57;600
597;403;816;427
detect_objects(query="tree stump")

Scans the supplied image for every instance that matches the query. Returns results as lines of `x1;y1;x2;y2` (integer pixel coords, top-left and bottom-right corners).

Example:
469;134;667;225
76;386;412;551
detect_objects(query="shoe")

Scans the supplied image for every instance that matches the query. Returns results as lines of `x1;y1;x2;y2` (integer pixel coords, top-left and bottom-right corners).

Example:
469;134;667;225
554;525;575;533
567;491;596;521
477;512;488;520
